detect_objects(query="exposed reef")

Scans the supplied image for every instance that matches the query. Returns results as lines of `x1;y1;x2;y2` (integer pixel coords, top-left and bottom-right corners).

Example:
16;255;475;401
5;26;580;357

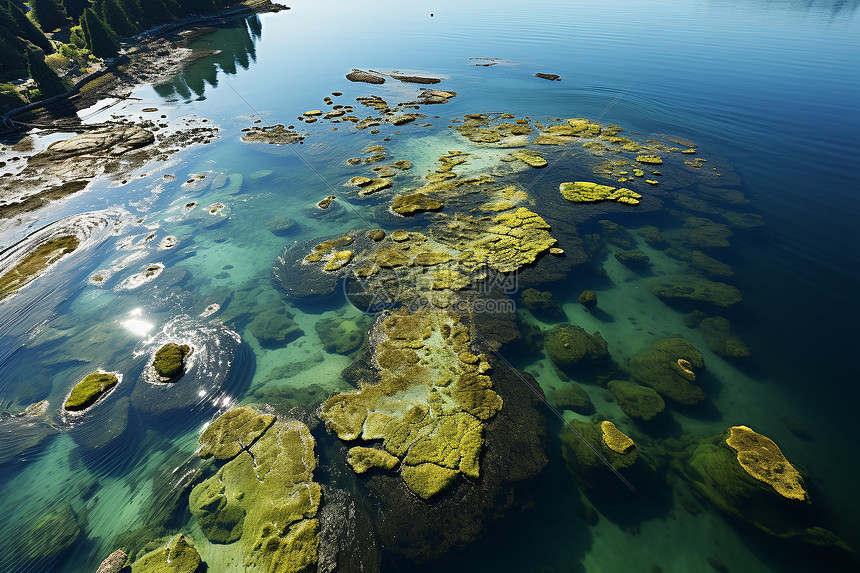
64;371;120;412
152;343;192;380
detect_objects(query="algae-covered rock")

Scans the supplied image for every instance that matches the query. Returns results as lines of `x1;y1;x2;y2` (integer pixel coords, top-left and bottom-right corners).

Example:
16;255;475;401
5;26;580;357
726;425;807;501
649;274;742;308
324;250;354;271
688;250;734;279
562;418;637;482
627;338;705;405
601;420;635;454
198;406;276;460
680;217;733;249
391;193;443;215
248;308;304;349
266;216;299;237
545;324;609;371
190;414;320;571
699;316;750;358
64;371;120;411
635;155;663;165
607;380;665;421
96;549;127;573
513;149;547;168
456;207;557;273
614;248;651;270
0;235;79;301
520;288;564;319
152;343;191;379
315;315;370;354
550;383;594;415
131;533;200;573
598;219;635;249
560;182;641;205
320;307;503;499
578;290;598;309
366;229;386;241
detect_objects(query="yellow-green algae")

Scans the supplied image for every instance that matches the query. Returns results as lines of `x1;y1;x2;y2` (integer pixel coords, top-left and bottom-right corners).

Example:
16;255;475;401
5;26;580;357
131;533;200;573
347;446;400;474
198;406;276;460
391;193;443;215
189;409;320;572
64;371;119;411
320;307;503;499
0;235;79;301
324;250;354;271
454;207;557;273
559;181;641;205
152;343;191;379
600;421;635;454
726;425;808;501
635;154;663;165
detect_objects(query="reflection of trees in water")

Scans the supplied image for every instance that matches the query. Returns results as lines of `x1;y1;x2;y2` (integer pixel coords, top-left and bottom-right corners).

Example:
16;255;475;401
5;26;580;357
153;15;261;101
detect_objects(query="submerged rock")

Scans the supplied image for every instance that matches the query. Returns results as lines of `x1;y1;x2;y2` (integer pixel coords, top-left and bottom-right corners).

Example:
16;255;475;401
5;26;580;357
699;316;750;358
627;338;705;405
11;504;81;561
550;383;594;414
266;216;300;236
248;308;304;349
649;274;742;308
562;418;637;485
614;248;651;270
607;379;665;421
315;315;371;354
578;290;598;309
520;288;564;319
545;324;609;371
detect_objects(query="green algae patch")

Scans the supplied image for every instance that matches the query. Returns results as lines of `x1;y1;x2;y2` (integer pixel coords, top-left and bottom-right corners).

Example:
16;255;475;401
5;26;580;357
64;371;120;411
726;425;807;501
391;193;443;215
347;446;400;473
190;413;320;571
198;406;276;460
635;155;663;165
0;235;79;301
324;250;354;271
559;182;641;205
455;207;556;273
152;343;191;379
628;338;705;405
320;307;503;499
512;149;547;168
131;533;201;573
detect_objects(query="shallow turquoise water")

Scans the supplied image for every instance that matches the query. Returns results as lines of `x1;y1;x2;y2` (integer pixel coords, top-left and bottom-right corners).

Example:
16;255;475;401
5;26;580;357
1;1;859;571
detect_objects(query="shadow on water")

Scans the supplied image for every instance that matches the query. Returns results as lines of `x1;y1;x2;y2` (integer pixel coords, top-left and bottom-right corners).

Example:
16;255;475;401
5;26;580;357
153;15;262;102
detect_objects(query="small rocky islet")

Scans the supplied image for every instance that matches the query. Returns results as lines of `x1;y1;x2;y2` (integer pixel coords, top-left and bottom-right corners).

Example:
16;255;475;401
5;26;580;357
0;60;850;573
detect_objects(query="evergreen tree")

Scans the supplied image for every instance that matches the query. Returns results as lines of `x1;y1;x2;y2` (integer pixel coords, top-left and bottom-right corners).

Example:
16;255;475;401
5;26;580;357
31;0;70;32
118;0;146;29
80;8;118;57
1;0;55;53
26;48;66;97
0;27;28;79
63;0;91;21
100;0;136;37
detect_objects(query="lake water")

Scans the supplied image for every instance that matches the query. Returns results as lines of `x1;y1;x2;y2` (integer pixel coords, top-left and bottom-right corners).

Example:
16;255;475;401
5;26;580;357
1;0;859;571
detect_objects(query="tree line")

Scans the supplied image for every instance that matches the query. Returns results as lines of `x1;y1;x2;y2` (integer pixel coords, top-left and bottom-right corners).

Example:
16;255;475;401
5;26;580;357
1;0;239;104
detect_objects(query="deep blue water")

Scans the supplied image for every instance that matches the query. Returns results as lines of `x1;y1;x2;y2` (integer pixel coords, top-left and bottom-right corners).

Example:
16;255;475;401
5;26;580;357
1;0;858;571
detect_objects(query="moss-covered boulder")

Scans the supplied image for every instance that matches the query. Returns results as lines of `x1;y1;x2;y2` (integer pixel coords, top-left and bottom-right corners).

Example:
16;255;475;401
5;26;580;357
152;343;191;380
189;413;320;571
314;315;370;354
545;324;609;371
198;406;276;460
320;307;503;499
607;379;665;421
649;274;742;308
627;338;705;405
550;383;594;414
699;316;750;358
0;235;79;302
131;533;200;573
520;288;564;319
248;308;304;349
64;371;120;411
578;290;598;309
